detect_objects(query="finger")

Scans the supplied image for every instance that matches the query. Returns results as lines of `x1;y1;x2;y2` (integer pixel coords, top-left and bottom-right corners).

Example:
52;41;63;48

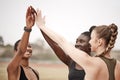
26;6;32;19
32;13;35;22
38;10;42;18
31;6;37;15
36;9;41;15
26;6;32;18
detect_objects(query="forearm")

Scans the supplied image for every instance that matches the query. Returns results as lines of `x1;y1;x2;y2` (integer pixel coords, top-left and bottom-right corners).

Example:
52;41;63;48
19;30;30;53
36;9;91;67
39;25;66;47
39;25;91;68
41;30;70;65
39;25;80;59
10;27;31;66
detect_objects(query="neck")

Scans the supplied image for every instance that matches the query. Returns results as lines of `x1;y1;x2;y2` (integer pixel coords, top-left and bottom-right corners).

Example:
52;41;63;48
20;58;29;67
96;47;111;58
96;47;105;56
104;53;111;58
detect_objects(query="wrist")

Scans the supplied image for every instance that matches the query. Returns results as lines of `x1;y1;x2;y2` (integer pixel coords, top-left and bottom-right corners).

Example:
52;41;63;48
24;26;32;32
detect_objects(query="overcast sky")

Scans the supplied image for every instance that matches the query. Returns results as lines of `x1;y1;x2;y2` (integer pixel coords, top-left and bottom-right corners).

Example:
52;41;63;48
0;0;120;50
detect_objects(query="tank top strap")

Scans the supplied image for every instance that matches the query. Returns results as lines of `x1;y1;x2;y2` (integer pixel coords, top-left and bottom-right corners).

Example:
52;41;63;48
99;56;116;80
20;66;28;80
30;67;39;80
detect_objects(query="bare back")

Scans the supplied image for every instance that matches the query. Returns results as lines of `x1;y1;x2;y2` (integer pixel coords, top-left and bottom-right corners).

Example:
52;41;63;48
84;57;120;80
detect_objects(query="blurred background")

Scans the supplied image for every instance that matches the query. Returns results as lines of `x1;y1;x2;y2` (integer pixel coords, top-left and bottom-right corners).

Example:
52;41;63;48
0;0;120;80
0;38;68;80
0;36;119;80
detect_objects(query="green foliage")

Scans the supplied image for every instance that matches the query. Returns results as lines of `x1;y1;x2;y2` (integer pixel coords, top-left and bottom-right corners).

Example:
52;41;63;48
0;44;13;58
0;36;4;46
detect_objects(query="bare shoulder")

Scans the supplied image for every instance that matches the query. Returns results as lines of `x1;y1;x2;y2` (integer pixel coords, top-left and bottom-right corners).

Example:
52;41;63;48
7;65;21;80
116;60;120;69
34;69;39;75
115;60;120;80
84;57;103;71
90;57;104;66
32;68;39;77
117;60;120;64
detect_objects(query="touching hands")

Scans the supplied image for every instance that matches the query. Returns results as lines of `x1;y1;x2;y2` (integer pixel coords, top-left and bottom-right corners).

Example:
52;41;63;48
26;6;45;30
35;9;45;28
26;6;37;29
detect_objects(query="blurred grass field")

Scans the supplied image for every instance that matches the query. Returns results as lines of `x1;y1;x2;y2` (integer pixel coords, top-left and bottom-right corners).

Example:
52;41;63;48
0;62;68;80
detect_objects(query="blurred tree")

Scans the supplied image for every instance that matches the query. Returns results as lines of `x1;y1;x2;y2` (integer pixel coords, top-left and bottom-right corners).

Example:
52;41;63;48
0;36;4;46
0;44;13;58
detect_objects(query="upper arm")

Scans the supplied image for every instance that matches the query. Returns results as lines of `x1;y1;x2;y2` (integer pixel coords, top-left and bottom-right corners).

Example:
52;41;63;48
7;50;23;74
7;31;30;73
7;63;21;80
41;30;71;65
41;28;93;67
59;39;93;68
38;25;93;68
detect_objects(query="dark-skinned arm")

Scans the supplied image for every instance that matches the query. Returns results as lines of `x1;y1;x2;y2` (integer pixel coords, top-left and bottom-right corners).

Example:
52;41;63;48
41;30;71;66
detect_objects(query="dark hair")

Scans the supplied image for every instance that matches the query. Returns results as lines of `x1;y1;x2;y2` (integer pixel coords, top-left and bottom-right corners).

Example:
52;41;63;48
81;26;96;40
81;31;90;39
14;39;21;51
89;26;96;34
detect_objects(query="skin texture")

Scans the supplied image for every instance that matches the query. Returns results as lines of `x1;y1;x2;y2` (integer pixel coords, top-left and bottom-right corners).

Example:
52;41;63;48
7;6;39;80
41;30;91;80
35;9;120;80
41;30;91;66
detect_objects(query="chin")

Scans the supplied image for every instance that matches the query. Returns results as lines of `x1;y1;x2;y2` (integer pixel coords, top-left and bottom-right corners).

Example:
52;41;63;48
23;55;31;59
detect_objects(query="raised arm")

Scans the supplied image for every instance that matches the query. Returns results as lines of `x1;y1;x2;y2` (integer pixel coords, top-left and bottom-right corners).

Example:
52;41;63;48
41;30;71;65
35;9;93;69
7;6;36;77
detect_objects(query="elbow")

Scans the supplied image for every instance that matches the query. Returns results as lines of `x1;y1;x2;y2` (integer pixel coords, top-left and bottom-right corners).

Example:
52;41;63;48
7;65;10;73
7;63;12;73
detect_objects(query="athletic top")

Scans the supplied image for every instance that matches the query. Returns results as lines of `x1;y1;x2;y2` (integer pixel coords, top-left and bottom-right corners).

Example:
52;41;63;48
19;66;39;80
100;56;116;80
68;61;85;80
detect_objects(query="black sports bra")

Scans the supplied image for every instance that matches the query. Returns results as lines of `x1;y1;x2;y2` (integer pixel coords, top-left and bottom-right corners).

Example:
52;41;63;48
19;66;39;80
68;61;85;80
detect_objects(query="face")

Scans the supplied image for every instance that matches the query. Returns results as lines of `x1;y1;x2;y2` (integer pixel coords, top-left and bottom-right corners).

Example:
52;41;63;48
15;42;32;59
23;44;32;59
75;34;91;54
89;30;99;52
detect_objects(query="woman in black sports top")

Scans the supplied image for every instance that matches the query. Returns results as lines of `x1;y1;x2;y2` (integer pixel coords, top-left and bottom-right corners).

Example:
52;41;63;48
7;6;39;80
40;27;95;80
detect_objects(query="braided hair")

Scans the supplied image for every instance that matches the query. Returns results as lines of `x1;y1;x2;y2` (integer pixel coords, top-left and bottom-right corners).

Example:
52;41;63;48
106;24;118;53
94;23;118;56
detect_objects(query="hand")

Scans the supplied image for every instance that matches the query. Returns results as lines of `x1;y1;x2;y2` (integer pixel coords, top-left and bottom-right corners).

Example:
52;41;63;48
35;9;45;28
26;6;36;29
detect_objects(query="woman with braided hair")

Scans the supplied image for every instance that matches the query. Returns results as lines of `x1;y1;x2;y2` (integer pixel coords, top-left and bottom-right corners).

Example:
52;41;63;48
35;9;120;80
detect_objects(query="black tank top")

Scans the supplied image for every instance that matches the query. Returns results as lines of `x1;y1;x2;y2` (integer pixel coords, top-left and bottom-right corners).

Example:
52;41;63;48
68;61;85;80
20;66;39;80
100;56;116;80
